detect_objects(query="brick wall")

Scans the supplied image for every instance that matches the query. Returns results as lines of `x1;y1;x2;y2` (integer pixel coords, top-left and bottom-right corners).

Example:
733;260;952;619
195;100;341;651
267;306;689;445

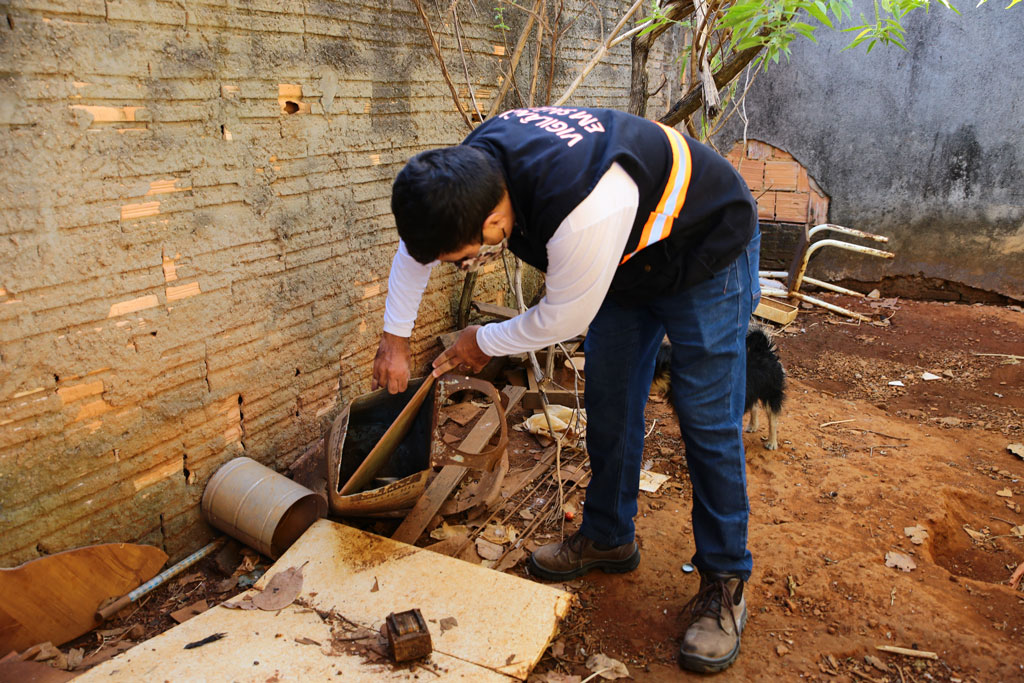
726;139;830;269
0;1;680;565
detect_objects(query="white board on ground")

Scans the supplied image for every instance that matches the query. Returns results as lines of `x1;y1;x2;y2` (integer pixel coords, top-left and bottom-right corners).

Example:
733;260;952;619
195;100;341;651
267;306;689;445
79;520;571;681
75;601;504;681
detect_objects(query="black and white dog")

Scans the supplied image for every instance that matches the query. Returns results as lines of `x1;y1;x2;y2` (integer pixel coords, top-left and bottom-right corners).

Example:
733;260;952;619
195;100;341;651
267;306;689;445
651;324;786;450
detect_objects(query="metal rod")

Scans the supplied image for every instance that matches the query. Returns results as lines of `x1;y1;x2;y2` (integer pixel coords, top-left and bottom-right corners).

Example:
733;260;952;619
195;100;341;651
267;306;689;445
789;291;871;322
96;537;227;621
801;276;867;297
808;223;890;243
791;238;894;293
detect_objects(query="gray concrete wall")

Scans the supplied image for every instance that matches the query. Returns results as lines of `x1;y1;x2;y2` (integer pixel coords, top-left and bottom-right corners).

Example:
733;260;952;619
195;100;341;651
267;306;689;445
0;0;680;566
715;2;1024;300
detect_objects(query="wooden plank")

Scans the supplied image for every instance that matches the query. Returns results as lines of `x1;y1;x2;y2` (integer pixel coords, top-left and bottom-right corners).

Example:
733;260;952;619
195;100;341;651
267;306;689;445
391;386;525;545
0;544;167;652
471;300;519;320
285;520;565;679
391;464;468;544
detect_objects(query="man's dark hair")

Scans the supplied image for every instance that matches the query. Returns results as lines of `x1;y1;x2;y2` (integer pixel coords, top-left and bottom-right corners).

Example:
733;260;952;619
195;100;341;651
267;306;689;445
391;146;506;264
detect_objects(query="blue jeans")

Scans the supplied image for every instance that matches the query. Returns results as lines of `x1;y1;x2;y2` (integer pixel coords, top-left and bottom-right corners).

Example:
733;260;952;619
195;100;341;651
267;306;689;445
580;230;761;579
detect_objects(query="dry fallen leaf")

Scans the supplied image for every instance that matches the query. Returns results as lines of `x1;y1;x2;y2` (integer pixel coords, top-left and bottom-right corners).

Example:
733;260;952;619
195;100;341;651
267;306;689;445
475;538;504;561
585;653;630;680
222;596;259;610
251;564;304;611
996;488;1013;498
534;673;581;683
443;401;482;427
170;599;209;624
1011;525;1024;538
963;524;988;542
439;616;458;633
904;525;929;545
865;654;889;672
481;523;517;545
295;636;321;646
885;551;916;572
430;523;469;541
1008;443;1024;460
65;647;85;671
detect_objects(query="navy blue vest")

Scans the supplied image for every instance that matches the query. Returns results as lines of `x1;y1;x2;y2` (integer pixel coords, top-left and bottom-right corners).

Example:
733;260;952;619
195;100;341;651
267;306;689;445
462;107;757;301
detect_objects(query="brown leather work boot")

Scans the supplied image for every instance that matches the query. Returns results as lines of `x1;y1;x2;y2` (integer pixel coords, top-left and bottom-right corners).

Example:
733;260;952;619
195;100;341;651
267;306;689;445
678;572;748;673
527;530;640;581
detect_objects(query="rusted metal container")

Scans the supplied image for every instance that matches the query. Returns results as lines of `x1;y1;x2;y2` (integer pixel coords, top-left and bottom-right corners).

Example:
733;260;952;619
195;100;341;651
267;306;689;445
202;456;326;558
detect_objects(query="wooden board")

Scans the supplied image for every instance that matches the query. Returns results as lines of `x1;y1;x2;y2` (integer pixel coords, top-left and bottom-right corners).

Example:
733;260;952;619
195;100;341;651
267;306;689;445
0;544;167;652
75;596;509;682
392;386;525;545
78;521;571;681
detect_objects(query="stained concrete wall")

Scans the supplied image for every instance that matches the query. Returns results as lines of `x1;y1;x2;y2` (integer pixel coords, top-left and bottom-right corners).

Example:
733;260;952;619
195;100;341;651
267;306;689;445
0;1;681;566
716;2;1024;300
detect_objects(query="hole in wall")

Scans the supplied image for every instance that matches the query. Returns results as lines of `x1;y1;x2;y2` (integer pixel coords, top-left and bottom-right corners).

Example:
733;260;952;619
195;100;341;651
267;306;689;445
283;100;299;114
295;368;301;376
53;374;60;383
150;331;157;336
182;454;190;482
7;14;13;30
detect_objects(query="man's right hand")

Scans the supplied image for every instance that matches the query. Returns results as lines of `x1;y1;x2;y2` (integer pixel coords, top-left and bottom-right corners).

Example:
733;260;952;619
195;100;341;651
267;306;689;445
372;332;412;394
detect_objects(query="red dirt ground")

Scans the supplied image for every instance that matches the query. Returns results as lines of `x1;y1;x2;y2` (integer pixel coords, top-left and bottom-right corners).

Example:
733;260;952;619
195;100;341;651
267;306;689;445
28;296;1024;682
526;296;1023;682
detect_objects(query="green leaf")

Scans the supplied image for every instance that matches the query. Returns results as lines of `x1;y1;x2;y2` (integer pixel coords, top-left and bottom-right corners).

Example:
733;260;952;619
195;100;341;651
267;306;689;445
807;2;834;27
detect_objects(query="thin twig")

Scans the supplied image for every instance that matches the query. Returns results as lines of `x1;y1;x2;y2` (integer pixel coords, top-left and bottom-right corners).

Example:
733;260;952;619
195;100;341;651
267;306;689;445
845;427;909;441
452;7;484;121
410;0;474;130
820;419;856;428
487;0;543;118
528;0;546;106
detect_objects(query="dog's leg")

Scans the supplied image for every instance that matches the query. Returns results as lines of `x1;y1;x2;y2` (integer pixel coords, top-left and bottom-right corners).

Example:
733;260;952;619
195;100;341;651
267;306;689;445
764;409;779;451
746;405;760;433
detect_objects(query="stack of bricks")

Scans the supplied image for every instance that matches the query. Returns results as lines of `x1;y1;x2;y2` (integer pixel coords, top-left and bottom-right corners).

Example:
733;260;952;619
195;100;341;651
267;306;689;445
726;140;830;268
727;140;829;224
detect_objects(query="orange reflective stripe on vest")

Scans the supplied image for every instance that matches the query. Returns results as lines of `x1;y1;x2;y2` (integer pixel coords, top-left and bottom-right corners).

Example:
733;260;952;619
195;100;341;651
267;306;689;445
620;122;692;265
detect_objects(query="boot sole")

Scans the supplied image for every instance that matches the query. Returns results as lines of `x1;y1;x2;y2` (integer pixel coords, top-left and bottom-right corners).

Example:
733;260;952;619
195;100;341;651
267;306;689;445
678;607;748;673
527;548;640;581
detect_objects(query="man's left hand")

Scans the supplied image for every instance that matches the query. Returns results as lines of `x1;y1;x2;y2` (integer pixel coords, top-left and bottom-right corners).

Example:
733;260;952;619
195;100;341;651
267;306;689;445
432;325;491;377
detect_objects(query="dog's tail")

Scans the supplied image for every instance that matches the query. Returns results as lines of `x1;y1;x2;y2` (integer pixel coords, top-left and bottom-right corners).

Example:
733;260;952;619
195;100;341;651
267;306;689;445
745;325;776;355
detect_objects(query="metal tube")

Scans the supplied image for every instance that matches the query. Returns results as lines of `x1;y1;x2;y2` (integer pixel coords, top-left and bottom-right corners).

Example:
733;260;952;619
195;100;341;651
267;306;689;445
801;276;867;297
791;239;894;293
808;224;890;243
96;537;226;621
789;291;872;322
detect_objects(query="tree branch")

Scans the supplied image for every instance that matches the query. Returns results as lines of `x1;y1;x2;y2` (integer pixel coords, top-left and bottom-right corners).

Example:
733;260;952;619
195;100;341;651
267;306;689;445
410;0;474;130
659;41;764;127
487;0;544;118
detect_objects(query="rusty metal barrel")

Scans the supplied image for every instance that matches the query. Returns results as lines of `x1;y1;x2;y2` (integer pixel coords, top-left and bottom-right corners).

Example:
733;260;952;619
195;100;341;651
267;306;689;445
201;456;326;558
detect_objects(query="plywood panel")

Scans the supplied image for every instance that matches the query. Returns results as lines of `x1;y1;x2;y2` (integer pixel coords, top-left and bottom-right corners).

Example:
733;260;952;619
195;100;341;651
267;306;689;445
260;520;571;679
78;521;570;681
75;602;507;681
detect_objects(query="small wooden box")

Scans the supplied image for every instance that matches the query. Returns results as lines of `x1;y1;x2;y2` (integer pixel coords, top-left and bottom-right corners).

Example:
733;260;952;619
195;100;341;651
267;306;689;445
385;609;433;662
754;296;799;325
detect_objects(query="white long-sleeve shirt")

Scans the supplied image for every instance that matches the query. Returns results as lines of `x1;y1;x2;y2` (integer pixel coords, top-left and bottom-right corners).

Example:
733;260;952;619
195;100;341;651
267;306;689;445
382;163;640;357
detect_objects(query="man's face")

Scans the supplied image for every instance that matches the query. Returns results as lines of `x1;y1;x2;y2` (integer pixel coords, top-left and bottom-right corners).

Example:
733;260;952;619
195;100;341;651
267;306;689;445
439;239;507;272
